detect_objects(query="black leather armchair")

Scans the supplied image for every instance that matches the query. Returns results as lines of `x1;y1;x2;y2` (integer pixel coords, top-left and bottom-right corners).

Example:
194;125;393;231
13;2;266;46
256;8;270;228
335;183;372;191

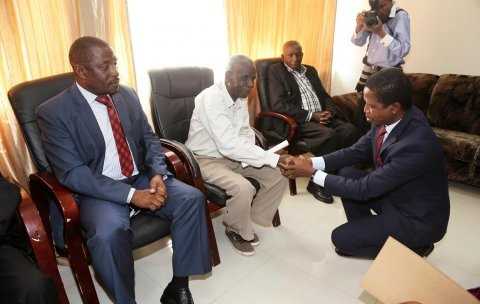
8;73;220;304
254;58;302;195
148;67;281;228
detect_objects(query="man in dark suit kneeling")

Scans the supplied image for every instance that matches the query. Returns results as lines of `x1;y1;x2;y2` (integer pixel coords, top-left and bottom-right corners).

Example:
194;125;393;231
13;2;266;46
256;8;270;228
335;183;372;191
280;68;450;259
268;40;360;204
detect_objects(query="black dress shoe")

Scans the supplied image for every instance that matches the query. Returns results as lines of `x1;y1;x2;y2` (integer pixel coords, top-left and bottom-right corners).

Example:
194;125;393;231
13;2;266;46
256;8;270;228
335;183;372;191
412;244;434;257
334;247;353;257
307;180;333;204
160;284;194;304
334;248;375;260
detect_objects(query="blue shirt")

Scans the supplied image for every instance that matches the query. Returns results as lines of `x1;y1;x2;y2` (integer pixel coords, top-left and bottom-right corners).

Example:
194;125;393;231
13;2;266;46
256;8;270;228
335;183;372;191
351;4;411;68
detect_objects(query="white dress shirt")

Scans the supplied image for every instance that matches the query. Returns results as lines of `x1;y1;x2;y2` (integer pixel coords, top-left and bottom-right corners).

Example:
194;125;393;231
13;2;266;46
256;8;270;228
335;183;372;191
77;83;138;202
312;119;401;186
186;82;279;168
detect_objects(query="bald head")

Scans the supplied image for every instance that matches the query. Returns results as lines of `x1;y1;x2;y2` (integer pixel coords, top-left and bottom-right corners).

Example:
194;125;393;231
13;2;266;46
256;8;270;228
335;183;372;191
282;40;303;70
69;36;110;66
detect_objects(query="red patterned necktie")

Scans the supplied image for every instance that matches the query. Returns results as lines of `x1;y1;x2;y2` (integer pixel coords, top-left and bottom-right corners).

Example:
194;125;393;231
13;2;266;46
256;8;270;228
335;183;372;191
95;95;134;177
374;125;387;167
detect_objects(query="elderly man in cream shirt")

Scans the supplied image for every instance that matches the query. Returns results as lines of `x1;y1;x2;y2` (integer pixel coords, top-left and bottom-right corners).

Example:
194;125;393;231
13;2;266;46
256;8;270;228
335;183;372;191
186;55;288;256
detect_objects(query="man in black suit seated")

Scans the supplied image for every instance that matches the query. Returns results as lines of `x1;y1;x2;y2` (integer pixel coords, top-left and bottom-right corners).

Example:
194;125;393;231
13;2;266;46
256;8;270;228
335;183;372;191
0;174;57;304
280;68;450;259
268;40;360;204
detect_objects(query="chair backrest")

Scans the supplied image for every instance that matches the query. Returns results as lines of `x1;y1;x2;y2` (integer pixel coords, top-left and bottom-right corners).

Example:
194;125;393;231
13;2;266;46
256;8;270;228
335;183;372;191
149;67;214;143
254;58;282;112
8;73;75;172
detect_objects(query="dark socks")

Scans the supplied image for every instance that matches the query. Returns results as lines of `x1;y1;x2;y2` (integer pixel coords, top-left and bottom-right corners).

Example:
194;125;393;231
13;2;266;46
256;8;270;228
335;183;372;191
170;276;189;289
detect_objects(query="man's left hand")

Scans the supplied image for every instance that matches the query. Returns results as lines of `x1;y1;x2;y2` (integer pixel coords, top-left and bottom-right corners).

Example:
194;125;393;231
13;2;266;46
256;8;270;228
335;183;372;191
367;19;386;38
149;175;168;202
279;156;315;178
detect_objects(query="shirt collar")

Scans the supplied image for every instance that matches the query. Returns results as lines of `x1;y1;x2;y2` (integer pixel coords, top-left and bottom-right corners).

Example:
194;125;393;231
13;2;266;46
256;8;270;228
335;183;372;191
284;63;306;76
76;82;101;106
389;3;397;18
385;118;401;135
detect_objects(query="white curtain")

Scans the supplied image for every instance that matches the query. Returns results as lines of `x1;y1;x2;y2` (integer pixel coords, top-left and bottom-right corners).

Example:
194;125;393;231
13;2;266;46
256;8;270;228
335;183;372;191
127;0;230;122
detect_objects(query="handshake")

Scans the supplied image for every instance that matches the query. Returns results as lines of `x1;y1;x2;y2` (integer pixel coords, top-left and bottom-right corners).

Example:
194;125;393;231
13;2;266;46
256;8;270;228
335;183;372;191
277;154;316;179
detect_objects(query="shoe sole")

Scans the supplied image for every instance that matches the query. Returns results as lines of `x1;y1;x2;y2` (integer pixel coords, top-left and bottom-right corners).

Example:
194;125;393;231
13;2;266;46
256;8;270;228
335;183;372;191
225;226;258;253
226;235;255;256
232;246;255;256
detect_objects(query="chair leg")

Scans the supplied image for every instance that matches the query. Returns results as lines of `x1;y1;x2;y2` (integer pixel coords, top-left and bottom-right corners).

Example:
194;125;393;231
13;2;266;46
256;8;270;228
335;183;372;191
204;202;220;266
289;178;297;196
272;210;281;227
65;235;99;304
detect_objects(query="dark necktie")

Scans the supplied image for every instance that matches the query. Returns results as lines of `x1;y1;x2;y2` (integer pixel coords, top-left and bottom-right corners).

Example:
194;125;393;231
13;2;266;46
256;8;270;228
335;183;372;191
374;125;387;167
95;95;134;177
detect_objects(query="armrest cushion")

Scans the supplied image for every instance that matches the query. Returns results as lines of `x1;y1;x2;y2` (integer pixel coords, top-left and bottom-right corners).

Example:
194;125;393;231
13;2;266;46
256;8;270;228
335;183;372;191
332;92;359;124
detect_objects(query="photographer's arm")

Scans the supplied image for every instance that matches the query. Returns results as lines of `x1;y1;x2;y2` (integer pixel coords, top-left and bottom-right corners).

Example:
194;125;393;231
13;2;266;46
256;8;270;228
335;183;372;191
351;11;370;46
378;11;411;60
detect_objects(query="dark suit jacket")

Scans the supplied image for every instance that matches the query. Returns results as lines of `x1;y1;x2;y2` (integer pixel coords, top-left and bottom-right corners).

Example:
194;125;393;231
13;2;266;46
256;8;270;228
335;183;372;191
323;106;450;243
267;62;340;124
0;175;27;250
37;85;171;204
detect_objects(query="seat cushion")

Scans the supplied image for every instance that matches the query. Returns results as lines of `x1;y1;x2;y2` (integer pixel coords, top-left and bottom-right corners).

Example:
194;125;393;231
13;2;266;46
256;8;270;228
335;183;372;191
204;177;261;207
204;182;230;206
428;74;480;135
131;213;170;249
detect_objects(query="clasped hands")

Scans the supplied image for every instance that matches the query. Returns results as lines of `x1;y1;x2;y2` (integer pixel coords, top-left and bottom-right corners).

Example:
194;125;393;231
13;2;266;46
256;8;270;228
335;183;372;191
312;110;332;125
131;175;167;211
278;154;317;179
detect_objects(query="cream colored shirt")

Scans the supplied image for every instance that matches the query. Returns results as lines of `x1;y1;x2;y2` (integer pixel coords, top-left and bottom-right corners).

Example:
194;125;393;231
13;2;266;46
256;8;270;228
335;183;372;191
186;82;279;168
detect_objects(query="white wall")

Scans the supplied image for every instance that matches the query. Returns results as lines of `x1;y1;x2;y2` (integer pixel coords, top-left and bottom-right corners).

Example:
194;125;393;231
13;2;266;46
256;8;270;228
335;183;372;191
331;0;480;96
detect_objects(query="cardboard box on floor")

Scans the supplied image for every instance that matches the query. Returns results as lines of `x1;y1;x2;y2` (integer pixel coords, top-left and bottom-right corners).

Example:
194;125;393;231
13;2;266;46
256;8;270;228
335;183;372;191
361;237;479;304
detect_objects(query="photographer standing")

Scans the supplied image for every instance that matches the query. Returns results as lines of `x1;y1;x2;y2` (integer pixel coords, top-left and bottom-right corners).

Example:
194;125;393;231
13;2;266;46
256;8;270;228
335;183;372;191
352;0;410;133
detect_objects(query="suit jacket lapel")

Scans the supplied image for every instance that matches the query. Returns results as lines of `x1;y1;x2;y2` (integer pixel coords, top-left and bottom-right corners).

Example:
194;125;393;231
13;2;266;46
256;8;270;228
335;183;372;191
279;64;300;105
380;107;414;155
70;85;105;150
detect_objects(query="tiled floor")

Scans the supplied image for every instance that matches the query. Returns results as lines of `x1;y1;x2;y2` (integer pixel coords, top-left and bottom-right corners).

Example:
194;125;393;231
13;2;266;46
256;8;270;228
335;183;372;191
59;178;480;303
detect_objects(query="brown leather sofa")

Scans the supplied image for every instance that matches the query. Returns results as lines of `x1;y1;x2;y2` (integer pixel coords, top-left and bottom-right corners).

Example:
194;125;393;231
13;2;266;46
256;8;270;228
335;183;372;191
332;73;480;188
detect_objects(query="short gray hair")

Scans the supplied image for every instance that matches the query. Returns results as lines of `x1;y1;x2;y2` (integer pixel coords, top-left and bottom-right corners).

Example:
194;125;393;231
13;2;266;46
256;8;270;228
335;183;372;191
226;54;253;72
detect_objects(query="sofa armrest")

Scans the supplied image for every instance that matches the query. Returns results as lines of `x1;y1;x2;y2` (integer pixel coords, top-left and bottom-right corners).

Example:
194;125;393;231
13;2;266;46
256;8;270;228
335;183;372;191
332;92;359;124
